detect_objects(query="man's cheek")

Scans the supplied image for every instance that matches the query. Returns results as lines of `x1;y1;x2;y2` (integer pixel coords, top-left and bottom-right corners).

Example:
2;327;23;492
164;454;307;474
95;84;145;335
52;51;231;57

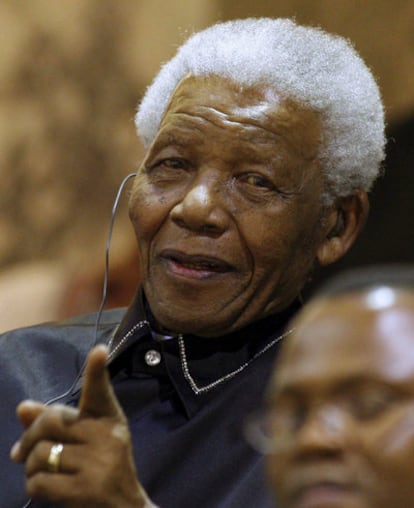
379;414;414;460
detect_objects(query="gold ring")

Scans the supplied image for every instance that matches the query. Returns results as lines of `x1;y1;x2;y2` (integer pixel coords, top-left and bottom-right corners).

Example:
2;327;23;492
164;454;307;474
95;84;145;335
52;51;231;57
47;443;64;473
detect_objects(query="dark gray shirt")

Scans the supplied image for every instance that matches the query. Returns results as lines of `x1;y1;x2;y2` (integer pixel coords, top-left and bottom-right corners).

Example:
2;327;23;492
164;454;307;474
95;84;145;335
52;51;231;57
0;289;299;507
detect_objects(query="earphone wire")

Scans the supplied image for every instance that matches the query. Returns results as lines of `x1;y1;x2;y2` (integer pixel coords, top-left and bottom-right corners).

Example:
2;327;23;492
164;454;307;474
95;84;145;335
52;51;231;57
20;173;137;508
93;171;137;346
42;172;137;407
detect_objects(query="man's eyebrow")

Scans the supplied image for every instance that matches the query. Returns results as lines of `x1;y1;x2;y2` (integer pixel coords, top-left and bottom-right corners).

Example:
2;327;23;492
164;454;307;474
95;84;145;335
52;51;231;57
266;384;304;405
268;372;389;400
284;372;411;399
334;374;409;392
150;131;189;150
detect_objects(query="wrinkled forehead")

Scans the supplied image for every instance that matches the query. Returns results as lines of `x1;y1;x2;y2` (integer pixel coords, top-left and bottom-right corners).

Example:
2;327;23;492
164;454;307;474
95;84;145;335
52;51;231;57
165;74;281;110
269;291;414;395
159;74;322;157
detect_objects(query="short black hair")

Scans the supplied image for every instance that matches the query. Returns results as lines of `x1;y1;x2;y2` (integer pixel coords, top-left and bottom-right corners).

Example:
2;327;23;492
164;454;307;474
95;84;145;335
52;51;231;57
313;264;414;298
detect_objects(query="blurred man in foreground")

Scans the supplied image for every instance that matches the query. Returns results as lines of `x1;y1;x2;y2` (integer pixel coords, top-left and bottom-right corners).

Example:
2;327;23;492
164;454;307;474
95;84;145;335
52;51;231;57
261;266;414;508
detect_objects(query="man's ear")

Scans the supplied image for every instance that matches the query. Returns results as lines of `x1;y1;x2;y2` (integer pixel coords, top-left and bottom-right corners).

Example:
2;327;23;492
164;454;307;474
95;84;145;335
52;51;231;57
316;189;369;266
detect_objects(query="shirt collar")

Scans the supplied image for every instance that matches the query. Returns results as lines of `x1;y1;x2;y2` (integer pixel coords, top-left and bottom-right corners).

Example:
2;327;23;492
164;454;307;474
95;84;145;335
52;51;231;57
109;288;300;418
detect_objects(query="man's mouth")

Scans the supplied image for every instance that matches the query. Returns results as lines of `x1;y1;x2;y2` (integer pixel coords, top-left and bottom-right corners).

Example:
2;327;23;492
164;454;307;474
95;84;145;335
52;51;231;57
291;480;358;508
160;250;234;278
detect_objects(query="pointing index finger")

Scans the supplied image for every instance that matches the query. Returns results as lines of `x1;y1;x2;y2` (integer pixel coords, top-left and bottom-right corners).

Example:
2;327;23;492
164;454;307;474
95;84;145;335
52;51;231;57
78;345;124;421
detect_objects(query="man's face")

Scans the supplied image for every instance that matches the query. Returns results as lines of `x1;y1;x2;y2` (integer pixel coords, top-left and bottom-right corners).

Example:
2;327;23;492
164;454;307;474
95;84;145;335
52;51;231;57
129;75;326;336
266;291;414;508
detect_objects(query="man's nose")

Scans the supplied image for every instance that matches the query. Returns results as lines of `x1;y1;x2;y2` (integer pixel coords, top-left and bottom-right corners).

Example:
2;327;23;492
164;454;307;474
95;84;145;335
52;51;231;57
294;406;350;457
170;172;230;234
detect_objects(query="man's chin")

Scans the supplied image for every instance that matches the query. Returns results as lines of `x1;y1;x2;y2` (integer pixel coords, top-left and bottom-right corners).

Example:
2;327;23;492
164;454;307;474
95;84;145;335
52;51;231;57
147;300;239;337
144;279;249;336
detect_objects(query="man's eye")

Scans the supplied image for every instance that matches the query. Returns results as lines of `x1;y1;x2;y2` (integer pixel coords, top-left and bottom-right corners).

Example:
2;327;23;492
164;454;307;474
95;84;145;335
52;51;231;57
351;390;397;420
159;158;187;170
242;173;274;189
266;399;307;434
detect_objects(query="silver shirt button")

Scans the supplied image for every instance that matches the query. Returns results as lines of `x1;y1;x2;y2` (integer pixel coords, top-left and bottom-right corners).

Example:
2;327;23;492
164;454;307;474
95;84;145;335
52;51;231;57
145;349;161;366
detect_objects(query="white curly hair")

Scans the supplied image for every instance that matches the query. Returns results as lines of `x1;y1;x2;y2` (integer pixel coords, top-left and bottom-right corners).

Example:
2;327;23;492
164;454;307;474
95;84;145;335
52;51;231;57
135;18;385;204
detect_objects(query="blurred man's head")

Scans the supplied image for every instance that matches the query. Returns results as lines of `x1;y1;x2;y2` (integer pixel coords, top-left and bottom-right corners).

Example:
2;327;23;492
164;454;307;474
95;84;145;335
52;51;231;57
264;266;414;508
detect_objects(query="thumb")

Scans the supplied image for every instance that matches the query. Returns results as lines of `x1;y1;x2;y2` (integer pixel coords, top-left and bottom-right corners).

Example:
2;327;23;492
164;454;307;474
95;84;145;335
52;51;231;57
78;345;125;420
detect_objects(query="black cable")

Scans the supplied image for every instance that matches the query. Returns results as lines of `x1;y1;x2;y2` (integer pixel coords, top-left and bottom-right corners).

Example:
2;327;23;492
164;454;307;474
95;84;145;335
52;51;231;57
43;171;137;406
20;171;137;508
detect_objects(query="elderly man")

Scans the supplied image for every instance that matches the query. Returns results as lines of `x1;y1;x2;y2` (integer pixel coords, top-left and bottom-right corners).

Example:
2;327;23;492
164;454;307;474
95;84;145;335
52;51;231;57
3;18;384;508
263;266;414;508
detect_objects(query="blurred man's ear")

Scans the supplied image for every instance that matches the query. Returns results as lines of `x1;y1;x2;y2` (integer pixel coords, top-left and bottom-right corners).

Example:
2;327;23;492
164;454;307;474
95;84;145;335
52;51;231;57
316;189;369;266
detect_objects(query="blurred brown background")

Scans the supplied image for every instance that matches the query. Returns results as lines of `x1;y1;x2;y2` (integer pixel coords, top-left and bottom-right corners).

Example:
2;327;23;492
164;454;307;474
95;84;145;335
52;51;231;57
1;0;413;330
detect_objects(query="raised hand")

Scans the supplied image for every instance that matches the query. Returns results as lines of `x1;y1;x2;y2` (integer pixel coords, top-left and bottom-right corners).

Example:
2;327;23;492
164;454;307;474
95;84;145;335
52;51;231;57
11;345;156;508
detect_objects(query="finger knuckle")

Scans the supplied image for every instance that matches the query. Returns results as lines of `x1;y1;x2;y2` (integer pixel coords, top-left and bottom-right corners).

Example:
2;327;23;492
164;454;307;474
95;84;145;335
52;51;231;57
26;473;49;498
35;440;50;460
24;441;47;476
